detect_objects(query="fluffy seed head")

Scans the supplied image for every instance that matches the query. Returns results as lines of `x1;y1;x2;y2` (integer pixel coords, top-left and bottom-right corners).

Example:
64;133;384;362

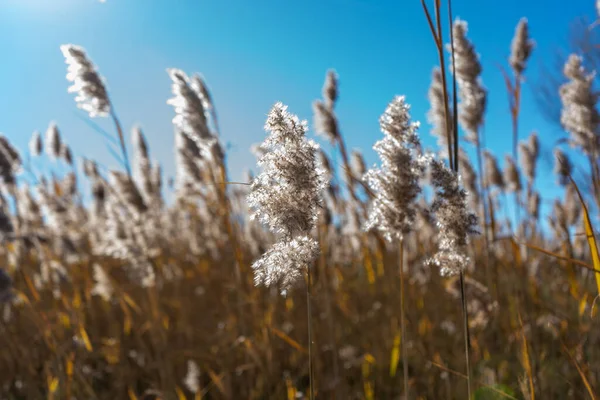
251;236;319;293
29;131;43;156
449;19;487;141
323;70;339;108
0;136;21;186
248;102;327;238
363;95;427;241
509;18;535;76
167;68;222;163
60;44;111;117
427;68;452;153
248;102;327;292
503;155;522;193
427;158;479;276
45;123;62;160
483;151;504;189
559;54;600;155
313;100;339;143
553;148;572;186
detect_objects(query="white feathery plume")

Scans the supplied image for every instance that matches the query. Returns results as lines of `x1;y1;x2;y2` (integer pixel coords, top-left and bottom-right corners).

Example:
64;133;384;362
553;148;572;186
527;191;540;220
509;18;535;77
427;67;451;153
248;102;327;291
350;149;367;179
363;95;427;242
427;159;479;276
518;132;539;183
483;150;504;189
167;68;223;163
183;360;200;394
251;236;320;291
559;54;600;155
503;155;522;193
313;70;340;144
448;19;487;143
91;264;113;302
29;131;43;156
45;122;62;160
0;136;21;187
60;44;111;118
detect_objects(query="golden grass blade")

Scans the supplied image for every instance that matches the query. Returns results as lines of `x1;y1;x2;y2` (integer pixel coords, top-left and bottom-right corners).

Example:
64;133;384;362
127;387;138;400
569;177;600;295
561;342;596;399
78;324;93;352
516;241;597;271
389;332;401;377
362;354;376;400
175;386;187;400
270;327;307;354
428;360;519;400
518;312;535;400
206;368;228;397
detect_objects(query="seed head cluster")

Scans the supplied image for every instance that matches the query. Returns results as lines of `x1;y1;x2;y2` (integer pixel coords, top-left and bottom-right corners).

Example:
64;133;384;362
559;54;600;155
248;102;327;291
363;96;427;242
427;159;479;276
60;44;111;118
449;19;487;143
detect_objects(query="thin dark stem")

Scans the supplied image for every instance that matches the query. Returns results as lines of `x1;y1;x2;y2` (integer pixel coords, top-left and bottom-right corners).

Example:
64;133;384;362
399;239;409;399
459;271;472;400
109;109;132;180
434;0;454;172
447;0;459;170
307;265;315;400
420;0;454;171
512;78;521;162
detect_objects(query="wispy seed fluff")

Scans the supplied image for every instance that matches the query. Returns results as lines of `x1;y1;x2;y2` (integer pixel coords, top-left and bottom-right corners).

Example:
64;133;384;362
427;68;452;153
363;96;427;242
427;159;479;276
251;237;320;291
29;131;43;156
503;155;522;193
483;150;504;189
527;191;540;220
183;360;200;394
559;54;600;155
458;148;480;206
351;150;367;179
248;102;327;291
313;70;340;143
45;122;62;160
167;69;222;162
0;136;21;186
518;132;539;183
553;148;572;186
509;18;535;77
60;44;111;118
449;19;487;143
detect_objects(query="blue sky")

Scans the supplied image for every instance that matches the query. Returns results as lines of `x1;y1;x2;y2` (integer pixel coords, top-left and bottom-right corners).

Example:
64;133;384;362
0;0;596;215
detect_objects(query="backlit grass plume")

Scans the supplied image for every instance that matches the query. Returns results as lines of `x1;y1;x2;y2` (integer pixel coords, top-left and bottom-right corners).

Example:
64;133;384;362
427;159;479;276
559;54;600;154
363;95;427;241
167;68;223;164
248;102;327;291
60;44;111;118
449;19;487;143
509;18;535;77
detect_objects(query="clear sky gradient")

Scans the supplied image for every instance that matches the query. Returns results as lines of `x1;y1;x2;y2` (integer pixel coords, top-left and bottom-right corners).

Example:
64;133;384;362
0;0;596;216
